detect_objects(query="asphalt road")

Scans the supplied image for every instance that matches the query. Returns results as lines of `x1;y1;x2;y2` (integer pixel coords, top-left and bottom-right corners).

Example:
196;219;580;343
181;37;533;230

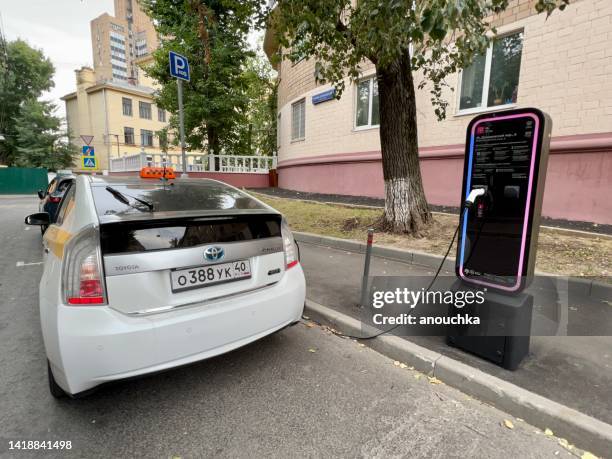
0;196;582;458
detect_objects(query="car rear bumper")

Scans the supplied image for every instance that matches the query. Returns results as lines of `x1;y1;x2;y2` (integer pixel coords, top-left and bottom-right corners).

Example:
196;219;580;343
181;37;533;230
50;266;305;395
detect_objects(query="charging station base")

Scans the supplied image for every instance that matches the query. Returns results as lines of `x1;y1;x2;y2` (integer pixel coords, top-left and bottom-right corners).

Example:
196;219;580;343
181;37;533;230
446;281;533;370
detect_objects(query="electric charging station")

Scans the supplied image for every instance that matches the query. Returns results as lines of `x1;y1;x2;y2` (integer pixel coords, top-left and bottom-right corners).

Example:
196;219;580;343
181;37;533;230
447;108;552;369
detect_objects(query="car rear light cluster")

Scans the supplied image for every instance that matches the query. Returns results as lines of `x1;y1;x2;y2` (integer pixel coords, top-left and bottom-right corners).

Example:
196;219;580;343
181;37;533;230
62;225;107;305
48;196;62;203
281;218;299;269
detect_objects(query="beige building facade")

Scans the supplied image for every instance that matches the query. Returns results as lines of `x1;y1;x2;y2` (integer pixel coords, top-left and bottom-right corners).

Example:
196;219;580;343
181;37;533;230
264;0;612;224
62;67;176;172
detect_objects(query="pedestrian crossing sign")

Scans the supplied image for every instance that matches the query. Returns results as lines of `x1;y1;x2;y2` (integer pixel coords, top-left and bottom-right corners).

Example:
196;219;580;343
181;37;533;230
82;156;97;169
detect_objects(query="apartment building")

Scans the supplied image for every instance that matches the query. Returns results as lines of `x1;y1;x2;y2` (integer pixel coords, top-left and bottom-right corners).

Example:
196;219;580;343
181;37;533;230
90;0;158;83
264;0;612;224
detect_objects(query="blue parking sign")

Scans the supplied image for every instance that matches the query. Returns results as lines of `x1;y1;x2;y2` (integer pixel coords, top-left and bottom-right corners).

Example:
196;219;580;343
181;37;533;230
169;51;190;81
82;146;94;156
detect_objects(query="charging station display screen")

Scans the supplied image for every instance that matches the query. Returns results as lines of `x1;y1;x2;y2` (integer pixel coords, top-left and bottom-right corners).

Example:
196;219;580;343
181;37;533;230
457;109;548;292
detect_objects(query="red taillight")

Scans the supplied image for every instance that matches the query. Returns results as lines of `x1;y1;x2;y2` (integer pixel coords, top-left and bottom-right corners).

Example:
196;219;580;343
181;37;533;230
281;219;299;269
49;196;62;203
62;226;107;306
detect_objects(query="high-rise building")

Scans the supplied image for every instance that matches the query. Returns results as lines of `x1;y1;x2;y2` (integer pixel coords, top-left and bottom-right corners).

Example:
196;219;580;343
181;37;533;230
90;0;158;83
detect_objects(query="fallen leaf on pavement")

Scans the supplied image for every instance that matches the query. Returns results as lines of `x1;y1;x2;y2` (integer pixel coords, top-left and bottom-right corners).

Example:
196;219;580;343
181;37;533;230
428;376;442;385
303;315;310;320
544;428;554;436
308;348;317;353
581;452;599;459
503;420;514;430
305;322;315;328
393;361;401;366
414;374;422;380
399;363;408;369
558;438;574;450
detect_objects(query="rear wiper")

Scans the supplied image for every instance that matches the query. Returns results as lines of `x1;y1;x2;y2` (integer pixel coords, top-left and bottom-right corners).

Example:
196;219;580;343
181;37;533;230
105;186;154;212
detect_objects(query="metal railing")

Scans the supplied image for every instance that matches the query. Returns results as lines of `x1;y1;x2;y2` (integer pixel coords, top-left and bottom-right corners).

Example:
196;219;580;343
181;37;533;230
110;151;277;174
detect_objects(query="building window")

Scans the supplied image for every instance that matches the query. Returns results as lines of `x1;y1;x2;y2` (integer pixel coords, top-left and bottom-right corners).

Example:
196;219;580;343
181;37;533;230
139;101;152;119
122;97;132;116
124;127;135;145
458;31;523;112
355;77;379;128
140;129;153;147
291;99;305;141
157;107;166;122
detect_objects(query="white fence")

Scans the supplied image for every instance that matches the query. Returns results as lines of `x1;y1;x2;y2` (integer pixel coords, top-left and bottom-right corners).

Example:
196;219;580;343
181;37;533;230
110;152;277;174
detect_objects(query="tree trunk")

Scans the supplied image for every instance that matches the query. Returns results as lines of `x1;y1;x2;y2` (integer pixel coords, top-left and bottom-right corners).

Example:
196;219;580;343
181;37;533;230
377;52;432;234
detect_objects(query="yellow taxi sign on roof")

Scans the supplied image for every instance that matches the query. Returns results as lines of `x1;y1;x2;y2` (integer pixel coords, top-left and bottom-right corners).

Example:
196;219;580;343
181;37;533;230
140;167;176;179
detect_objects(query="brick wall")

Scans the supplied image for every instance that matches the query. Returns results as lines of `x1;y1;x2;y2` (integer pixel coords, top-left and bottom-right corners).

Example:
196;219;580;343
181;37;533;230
276;0;611;162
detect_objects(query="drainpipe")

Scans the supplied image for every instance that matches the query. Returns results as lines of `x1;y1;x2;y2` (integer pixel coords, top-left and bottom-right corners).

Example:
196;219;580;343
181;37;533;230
102;88;111;171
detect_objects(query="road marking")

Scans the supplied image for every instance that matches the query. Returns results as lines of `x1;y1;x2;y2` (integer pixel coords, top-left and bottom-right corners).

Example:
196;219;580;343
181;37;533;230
16;261;43;267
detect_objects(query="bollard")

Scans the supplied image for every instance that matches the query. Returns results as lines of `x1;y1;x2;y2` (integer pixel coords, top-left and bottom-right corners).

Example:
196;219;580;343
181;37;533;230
359;228;374;308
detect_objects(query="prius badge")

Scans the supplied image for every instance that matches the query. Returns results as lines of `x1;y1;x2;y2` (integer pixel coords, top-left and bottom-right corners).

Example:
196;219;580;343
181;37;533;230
204;246;225;262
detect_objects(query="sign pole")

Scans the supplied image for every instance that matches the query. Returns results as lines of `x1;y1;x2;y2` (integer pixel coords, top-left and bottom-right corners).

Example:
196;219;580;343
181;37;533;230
177;78;187;177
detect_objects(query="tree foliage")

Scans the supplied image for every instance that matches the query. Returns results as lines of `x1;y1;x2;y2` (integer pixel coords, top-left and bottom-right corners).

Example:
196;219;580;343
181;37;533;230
13;99;78;170
142;0;270;156
0;39;55;164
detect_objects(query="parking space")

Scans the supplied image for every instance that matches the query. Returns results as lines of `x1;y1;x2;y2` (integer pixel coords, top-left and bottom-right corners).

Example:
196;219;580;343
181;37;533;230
0;197;580;457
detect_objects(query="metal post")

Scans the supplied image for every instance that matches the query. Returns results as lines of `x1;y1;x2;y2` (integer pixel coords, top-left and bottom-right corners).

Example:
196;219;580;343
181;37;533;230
177;78;188;177
360;228;375;307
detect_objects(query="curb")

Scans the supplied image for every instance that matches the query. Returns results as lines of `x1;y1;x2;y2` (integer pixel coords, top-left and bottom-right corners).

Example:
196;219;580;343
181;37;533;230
294;231;611;301
304;299;612;457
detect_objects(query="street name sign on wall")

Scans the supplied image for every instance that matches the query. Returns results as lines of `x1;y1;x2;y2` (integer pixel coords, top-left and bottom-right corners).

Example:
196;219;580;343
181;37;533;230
169;51;190;81
312;88;336;105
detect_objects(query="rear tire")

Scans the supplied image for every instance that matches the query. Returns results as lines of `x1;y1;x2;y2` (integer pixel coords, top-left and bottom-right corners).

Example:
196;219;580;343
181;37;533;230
47;361;66;399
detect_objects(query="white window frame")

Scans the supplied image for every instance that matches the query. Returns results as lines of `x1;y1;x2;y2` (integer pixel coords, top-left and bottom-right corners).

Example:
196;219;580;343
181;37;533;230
455;30;523;116
291;99;305;142
354;75;379;131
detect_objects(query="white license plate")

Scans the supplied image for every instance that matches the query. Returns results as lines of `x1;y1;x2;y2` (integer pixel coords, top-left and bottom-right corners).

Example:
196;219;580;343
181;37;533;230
170;260;251;292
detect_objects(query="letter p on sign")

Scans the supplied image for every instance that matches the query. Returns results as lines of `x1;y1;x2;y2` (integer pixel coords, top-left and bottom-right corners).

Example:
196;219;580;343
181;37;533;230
169;51;190;81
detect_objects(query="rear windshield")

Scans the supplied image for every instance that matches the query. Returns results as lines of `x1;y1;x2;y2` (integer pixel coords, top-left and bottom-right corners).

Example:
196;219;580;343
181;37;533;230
100;215;281;255
91;181;267;219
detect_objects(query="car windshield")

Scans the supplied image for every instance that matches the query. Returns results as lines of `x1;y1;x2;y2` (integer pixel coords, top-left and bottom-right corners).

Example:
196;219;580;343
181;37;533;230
91;180;267;219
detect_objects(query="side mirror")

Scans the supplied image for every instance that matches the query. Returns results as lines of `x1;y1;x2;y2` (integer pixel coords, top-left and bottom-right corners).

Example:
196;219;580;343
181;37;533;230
25;212;50;226
37;189;45;200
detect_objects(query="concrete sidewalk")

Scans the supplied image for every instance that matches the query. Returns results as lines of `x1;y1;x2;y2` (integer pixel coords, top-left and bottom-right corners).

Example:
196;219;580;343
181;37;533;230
298;239;612;427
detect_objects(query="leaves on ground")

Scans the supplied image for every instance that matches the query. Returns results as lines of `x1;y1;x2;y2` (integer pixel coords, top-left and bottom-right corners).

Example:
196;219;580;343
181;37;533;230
428;376;443;384
581;452;599;459
558;438;574;451
544;428;554;436
308;348;317;353
503;419;515;430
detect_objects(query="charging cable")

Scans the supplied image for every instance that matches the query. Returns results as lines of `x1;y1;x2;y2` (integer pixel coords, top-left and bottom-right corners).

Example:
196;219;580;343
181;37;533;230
305;188;488;341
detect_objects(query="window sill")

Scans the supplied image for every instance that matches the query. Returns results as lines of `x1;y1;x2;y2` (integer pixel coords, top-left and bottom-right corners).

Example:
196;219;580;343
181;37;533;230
353;125;379;132
454;104;517;118
290;138;305;143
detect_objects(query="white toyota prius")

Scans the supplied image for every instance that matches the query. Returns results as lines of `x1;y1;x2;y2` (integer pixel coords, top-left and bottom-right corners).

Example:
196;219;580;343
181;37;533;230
25;175;305;397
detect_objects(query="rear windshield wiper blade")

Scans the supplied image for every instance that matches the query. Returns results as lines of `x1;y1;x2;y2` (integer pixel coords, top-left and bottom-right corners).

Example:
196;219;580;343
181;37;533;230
105;186;154;212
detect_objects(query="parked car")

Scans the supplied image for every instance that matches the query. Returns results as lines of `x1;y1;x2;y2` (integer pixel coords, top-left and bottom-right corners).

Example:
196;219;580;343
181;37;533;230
37;173;75;233
25;175;305;397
